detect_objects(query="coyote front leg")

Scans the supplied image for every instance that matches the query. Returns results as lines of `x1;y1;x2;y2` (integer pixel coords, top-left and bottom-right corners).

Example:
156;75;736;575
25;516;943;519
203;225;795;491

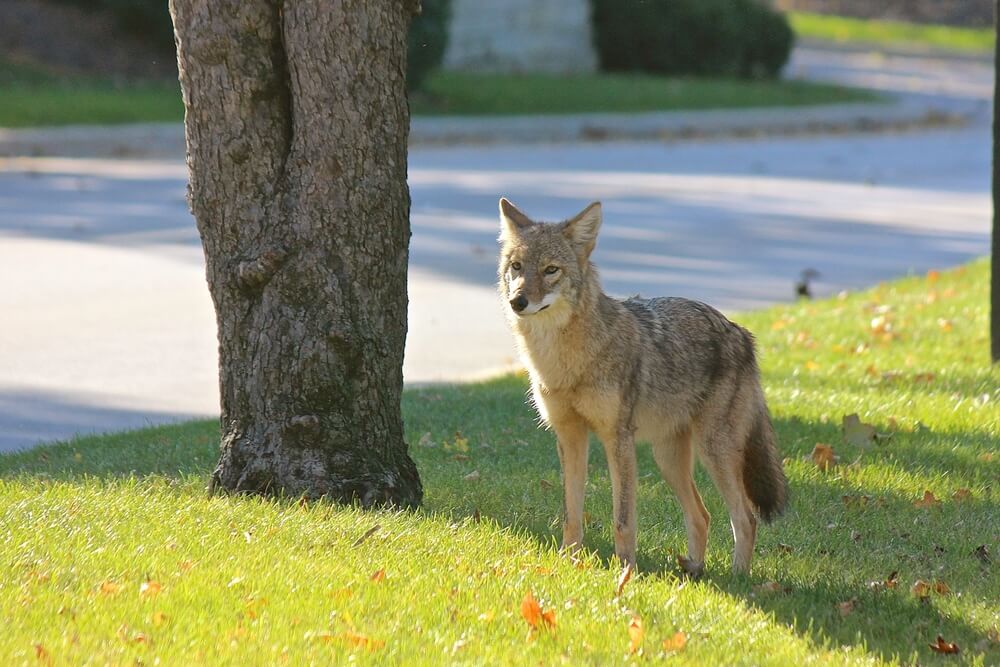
599;424;638;568
553;416;589;552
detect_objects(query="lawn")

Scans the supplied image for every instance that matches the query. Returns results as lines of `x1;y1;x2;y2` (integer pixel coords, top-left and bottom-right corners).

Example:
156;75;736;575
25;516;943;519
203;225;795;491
0;57;877;128
789;12;995;54
1;259;997;665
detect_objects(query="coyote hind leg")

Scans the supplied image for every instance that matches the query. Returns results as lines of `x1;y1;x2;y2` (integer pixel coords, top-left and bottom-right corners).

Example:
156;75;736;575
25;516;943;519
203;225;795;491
652;428;710;576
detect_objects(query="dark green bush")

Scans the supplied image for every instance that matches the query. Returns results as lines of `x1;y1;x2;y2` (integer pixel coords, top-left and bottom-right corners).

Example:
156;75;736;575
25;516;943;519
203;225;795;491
48;0;450;90
590;0;794;79
408;0;451;91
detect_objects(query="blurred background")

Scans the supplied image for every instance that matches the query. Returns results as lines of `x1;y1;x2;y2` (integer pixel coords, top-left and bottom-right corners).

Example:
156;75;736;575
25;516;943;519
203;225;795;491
0;0;993;447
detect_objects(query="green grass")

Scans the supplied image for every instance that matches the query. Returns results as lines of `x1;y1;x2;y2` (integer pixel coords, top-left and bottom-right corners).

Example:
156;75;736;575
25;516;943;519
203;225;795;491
789;12;995;54
411;72;877;116
2;259;998;665
0;56;877;128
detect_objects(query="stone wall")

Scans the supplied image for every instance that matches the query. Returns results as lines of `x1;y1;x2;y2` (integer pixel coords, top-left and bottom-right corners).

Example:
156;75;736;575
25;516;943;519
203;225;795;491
442;0;597;74
772;0;993;27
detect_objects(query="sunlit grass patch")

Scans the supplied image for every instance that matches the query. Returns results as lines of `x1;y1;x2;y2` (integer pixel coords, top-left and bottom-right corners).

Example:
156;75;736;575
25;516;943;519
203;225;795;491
1;259;997;665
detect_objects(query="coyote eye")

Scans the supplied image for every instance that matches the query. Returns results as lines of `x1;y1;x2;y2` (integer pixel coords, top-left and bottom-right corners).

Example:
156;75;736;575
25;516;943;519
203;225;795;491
510;261;522;271
544;265;560;275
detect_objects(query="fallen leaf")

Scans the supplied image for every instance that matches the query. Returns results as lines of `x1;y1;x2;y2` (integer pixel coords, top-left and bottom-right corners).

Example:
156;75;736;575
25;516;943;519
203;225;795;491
34;643;51;665
662;631;687;652
417;432;434;447
911;580;931;599
937;318;953;332
98;581;121;595
933;581;951;596
615;562;633;597
928;635;960;654
951;489;972;502
370;569;385;583
913;490;941;509
628;616;644;654
811;443;836;470
927;270;941;283
804;360;820;371
843;414;877;447
776;543;794;554
463;470;481;482
539;479;555;490
753;581;790;595
520;591;555;631
837;598;857;617
139;580;162;598
868;571;899;591
338;631;385;651
151;611;168;626
979;452;995;463
352;524;381;547
451;453;470;462
973;544;991;565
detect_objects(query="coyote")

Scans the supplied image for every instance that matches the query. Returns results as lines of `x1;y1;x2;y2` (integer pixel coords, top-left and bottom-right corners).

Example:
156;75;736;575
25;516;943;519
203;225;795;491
497;198;787;575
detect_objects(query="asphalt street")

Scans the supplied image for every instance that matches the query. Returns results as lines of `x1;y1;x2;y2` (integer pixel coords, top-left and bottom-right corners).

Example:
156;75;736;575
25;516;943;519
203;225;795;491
0;47;993;450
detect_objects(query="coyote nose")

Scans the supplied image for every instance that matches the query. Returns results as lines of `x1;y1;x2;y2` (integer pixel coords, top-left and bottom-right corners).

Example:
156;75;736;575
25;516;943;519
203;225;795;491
509;294;528;313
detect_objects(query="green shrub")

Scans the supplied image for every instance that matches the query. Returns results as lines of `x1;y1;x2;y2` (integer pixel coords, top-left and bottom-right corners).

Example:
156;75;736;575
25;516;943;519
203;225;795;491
408;0;451;91
47;0;450;90
590;0;794;79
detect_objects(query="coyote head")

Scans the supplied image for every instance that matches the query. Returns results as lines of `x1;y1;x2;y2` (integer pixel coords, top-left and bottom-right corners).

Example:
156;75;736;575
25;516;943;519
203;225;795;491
497;198;602;321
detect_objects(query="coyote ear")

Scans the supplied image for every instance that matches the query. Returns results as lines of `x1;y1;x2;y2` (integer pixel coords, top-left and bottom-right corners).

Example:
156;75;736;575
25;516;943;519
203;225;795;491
499;197;533;241
562;201;602;259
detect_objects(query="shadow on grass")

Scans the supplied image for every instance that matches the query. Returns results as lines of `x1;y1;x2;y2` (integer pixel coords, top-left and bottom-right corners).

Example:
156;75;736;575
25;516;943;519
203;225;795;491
1;375;995;664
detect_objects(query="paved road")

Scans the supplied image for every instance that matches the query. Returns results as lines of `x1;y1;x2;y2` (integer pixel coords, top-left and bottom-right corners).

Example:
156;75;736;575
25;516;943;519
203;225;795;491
0;47;992;450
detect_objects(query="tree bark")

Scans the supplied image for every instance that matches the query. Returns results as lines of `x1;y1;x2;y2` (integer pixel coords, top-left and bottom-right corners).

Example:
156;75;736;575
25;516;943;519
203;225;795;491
170;0;422;506
993;0;1000;362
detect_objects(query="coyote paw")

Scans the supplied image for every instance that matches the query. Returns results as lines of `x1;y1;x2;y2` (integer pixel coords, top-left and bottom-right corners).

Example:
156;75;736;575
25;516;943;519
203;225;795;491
677;555;705;579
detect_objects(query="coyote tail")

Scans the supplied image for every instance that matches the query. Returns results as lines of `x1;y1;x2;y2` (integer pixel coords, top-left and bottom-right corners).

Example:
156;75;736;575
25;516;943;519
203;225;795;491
742;406;788;523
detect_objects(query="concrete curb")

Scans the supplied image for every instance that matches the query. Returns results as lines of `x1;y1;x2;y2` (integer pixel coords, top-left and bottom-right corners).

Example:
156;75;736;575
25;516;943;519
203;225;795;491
0;96;974;160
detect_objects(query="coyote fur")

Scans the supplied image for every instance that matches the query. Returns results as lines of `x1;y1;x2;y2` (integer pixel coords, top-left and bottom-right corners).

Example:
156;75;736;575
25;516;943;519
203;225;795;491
497;198;787;575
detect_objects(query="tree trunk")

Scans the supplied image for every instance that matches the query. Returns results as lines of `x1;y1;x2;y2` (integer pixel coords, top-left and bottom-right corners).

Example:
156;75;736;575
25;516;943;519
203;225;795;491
170;0;422;506
993;0;1000;362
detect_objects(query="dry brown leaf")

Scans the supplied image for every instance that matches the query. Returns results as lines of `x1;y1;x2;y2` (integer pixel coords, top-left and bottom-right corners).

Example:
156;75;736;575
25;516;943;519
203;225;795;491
338;631;385;651
520;591;555;631
98;581;121;595
34;643;52;665
951;489;972;502
913;490;941;509
370;569;385;583
911;580;931;599
615;562;633;597
937;319;954;332
842;414;877;448
151;611;168;627
627;616;644;655
928;635;960;654
463;470;481;482
662;631;687;652
837;598;857;617
139;580;162;598
539;479;555;490
811;443;836;470
417;432;434;447
933;581;951;596
753;581;790;595
868;571;899;591
979;452;995;463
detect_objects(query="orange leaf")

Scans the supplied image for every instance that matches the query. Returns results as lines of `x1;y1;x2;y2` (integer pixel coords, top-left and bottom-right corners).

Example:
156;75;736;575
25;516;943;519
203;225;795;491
520;591;554;631
98;581;121;595
926;270;941;283
811;443;836;470
662;631;687;652
339;631;385;651
34;643;52;665
952;488;972;502
753;581;790;595
627;616;644;654
911;580;931;599
520;591;542;629
139;580;162;598
913;491;941;509
837;598;857;616
370;569;385;583
928;635;960;654
933;581;951;596
151;611;168;627
615;562;633;597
